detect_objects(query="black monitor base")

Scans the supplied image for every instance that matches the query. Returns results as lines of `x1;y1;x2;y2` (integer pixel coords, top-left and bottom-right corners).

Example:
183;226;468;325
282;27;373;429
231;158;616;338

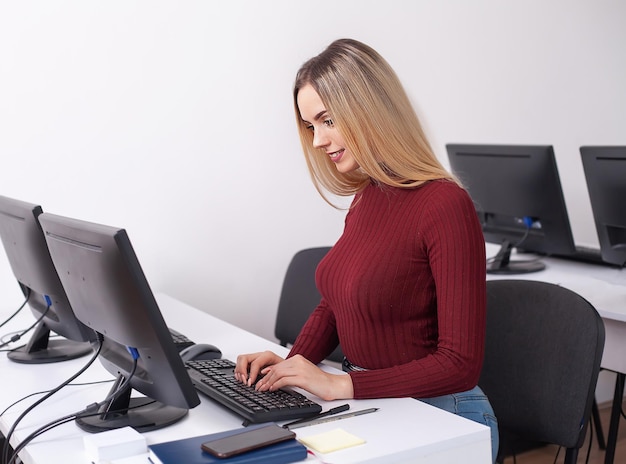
487;260;546;275
487;240;546;275
76;375;189;433
75;397;189;433
7;339;92;364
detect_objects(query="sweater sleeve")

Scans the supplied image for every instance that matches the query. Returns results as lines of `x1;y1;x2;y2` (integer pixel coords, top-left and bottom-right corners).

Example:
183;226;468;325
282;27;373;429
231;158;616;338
348;186;487;399
287;298;341;365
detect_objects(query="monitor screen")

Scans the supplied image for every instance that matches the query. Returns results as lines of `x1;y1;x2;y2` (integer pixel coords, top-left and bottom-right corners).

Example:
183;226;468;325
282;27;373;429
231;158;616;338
38;212;200;432
0;195;94;363
446;144;576;274
581;146;626;267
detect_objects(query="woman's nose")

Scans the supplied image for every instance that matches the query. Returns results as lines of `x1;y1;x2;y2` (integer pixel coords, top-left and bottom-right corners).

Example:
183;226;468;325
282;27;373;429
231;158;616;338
312;127;329;149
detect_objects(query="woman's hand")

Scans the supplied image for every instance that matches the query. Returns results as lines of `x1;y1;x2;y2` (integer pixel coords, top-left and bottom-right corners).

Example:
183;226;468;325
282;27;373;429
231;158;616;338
254;354;354;401
234;350;285;387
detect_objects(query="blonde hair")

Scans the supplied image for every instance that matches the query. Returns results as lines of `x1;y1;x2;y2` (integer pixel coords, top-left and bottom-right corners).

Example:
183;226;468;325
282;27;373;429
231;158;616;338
294;38;456;205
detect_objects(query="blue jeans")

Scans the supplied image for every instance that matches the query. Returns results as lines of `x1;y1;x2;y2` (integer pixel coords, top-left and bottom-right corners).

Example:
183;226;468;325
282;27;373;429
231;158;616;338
418;386;499;463
342;359;498;462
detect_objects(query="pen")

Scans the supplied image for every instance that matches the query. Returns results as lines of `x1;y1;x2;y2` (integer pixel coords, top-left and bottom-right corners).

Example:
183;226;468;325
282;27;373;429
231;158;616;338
285;407;379;430
282;403;350;429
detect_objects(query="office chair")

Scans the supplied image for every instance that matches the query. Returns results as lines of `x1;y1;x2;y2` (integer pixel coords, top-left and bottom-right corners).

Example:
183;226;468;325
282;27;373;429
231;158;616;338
274;247;344;364
480;279;605;464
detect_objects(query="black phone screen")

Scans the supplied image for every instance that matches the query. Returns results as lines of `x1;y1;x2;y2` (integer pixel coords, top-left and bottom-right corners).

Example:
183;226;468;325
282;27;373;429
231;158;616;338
200;424;296;458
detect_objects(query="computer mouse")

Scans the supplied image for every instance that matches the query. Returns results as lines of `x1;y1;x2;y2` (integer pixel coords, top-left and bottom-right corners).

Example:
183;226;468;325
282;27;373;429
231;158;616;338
179;343;222;362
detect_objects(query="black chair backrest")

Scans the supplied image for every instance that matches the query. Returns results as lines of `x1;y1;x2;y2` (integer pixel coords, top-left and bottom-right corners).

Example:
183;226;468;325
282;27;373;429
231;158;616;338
274;247;343;363
480;279;605;460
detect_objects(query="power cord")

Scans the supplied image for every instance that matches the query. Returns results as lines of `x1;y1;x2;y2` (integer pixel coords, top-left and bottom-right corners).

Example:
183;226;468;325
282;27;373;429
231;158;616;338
0;379;114;417
0;298;51;350
1;334;103;464
486;218;535;266
7;398;155;464
0;289;30;330
7;346;140;464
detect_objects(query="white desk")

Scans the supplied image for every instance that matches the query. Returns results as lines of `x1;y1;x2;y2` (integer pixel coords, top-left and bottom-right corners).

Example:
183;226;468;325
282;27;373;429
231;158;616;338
0;293;491;464
485;243;626;464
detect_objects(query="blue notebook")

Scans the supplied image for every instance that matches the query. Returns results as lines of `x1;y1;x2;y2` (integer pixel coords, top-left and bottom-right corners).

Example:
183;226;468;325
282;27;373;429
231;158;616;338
148;424;308;464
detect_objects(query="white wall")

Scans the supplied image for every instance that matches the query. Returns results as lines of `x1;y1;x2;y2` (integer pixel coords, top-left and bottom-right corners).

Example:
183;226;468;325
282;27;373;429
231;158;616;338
0;1;624;397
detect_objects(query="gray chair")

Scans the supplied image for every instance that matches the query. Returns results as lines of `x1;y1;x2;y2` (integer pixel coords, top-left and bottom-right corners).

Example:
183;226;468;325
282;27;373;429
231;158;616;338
274;247;344;363
480;279;605;463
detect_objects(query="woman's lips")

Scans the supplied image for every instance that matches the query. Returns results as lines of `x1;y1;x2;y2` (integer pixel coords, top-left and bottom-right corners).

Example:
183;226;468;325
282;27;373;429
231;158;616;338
328;149;345;163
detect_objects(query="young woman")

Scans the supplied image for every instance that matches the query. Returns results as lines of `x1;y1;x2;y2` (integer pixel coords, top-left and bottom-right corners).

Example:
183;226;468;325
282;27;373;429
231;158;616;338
235;38;498;461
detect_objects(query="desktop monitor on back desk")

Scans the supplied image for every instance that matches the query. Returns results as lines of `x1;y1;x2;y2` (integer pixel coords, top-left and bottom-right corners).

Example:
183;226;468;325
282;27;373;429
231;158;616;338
0;195;94;363
446;144;576;274
38;212;200;432
581;146;626;267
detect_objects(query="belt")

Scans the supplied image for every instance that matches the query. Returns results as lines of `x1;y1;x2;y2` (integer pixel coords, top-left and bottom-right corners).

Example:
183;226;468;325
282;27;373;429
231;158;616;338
342;357;369;372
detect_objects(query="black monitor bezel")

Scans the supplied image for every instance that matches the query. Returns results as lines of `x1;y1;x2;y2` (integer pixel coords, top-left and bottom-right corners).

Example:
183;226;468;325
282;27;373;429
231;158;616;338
580;146;626;267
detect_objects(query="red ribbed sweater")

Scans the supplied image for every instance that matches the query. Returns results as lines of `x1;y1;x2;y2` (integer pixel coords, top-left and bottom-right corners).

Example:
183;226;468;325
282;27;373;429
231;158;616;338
288;180;486;399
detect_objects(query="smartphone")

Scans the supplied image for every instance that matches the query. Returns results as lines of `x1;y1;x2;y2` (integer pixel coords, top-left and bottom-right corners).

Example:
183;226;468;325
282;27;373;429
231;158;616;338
200;424;296;458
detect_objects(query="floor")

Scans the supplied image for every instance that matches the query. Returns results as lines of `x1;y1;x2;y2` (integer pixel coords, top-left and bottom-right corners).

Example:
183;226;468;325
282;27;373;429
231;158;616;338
502;401;626;463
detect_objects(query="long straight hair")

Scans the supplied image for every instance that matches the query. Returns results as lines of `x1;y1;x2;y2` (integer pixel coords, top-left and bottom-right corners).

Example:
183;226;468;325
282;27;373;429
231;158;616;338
293;39;457;205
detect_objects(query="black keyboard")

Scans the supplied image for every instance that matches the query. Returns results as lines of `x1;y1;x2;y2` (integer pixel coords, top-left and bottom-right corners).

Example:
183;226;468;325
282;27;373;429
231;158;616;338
185;359;322;424
169;328;195;352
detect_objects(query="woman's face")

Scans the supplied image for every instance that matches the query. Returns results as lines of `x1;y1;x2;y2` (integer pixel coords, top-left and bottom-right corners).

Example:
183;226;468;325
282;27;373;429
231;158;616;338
297;84;359;174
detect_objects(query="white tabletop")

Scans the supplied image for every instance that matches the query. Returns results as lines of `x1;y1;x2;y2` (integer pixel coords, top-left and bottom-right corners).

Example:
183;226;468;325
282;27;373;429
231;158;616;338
0;293;491;464
484;243;626;319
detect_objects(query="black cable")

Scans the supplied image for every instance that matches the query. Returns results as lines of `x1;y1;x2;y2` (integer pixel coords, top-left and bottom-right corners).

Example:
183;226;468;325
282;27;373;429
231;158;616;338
0;335;24;351
0;302;50;349
0;289;30;330
7;397;155;464
1;334;103;463
0;379;114;417
486;223;535;266
7;350;139;464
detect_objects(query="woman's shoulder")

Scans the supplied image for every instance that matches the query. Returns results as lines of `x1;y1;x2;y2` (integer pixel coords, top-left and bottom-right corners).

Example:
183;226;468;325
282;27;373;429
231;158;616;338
413;179;470;202
357;179;472;210
405;180;476;223
421;178;464;192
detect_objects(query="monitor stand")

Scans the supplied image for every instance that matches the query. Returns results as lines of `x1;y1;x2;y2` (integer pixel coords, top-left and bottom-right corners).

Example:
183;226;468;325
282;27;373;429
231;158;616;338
7;321;92;364
487;240;545;275
76;374;189;433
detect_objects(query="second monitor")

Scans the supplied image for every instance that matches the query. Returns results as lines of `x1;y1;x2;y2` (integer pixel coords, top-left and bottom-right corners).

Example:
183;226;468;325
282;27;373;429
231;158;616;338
581;146;626;267
0;195;94;363
446;144;576;274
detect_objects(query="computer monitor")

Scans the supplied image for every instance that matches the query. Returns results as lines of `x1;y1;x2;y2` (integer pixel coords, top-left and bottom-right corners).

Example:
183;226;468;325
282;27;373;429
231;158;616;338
0;195;94;363
580;146;626;267
38;212;200;432
446;144;576;274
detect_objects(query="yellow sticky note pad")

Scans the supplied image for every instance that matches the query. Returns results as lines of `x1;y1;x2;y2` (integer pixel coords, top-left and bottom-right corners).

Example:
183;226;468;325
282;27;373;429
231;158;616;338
298;428;366;454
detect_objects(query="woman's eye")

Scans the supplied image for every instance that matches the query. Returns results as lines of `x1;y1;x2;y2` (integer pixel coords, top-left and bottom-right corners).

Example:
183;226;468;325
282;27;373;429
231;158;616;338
324;119;334;127
305;124;314;131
